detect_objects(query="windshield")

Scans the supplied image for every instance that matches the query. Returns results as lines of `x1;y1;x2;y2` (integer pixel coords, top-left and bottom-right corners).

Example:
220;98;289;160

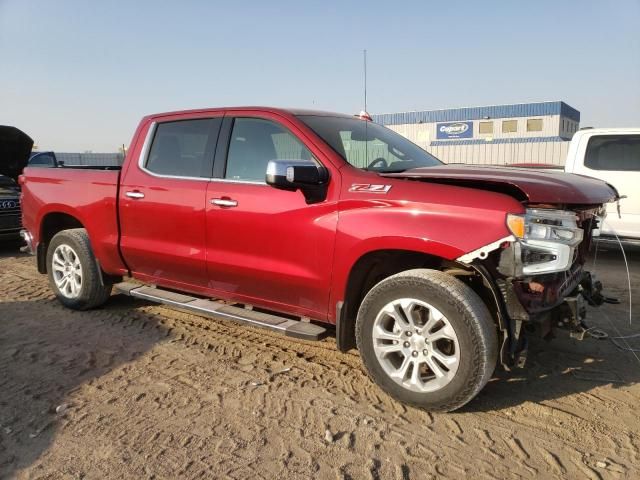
297;115;442;172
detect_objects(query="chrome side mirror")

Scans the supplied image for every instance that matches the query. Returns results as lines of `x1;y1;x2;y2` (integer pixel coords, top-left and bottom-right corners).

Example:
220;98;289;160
265;160;329;203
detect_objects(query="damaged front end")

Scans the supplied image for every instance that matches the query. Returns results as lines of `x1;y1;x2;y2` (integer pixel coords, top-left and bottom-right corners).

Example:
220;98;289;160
459;205;615;369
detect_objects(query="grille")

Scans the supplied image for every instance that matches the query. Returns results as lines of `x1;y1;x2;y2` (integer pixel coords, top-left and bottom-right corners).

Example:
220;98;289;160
0;207;20;215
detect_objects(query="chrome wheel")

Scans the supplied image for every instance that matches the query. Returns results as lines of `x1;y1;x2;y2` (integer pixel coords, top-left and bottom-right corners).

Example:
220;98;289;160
51;244;83;299
372;298;460;393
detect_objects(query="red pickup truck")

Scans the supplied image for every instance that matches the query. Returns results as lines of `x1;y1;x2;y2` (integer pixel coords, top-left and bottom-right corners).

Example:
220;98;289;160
16;107;617;411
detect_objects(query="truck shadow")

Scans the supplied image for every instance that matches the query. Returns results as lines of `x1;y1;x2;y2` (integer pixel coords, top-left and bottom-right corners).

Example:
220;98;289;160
0;240;638;474
465;330;640;412
0;295;167;478
0;239;25;259
467;243;640;412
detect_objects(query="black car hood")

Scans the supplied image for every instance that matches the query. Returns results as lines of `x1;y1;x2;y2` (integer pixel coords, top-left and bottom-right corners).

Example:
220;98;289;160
0;182;19;198
0;126;34;182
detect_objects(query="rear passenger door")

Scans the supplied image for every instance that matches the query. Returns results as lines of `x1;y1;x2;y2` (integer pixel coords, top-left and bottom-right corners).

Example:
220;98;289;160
119;115;222;288
204;114;339;320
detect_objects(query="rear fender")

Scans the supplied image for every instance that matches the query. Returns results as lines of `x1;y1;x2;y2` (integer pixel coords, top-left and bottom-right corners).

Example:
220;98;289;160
35;204;123;275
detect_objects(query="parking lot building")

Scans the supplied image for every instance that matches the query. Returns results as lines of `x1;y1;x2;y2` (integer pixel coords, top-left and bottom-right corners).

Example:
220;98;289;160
372;101;580;166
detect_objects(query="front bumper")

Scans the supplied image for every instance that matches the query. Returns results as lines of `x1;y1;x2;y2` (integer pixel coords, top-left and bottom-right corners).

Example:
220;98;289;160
458;223;608;368
458;236;589;320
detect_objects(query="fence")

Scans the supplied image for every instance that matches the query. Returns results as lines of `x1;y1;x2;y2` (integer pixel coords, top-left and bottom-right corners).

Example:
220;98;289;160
55;152;124;167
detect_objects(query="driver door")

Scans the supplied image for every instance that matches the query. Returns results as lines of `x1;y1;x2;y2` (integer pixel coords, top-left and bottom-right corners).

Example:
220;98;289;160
204;114;340;319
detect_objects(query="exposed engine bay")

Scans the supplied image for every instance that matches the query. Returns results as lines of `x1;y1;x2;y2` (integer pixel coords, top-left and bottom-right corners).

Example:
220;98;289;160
461;204;619;369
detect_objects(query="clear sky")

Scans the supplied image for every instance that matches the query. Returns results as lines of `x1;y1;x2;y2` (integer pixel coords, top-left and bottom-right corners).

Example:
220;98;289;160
1;0;639;152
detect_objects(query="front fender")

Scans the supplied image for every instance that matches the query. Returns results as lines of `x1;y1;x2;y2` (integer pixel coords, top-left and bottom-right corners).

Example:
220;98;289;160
329;197;522;321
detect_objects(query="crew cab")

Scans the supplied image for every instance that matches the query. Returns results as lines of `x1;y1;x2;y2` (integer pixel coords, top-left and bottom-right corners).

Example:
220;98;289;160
17;107;618;411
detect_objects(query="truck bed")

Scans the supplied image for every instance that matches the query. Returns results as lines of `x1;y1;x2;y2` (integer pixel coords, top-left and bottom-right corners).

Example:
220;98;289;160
20;166;126;274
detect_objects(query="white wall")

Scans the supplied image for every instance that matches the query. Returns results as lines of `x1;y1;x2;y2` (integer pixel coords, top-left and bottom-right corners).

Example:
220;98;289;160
469;114;560;139
426;140;570;166
388;123;430;149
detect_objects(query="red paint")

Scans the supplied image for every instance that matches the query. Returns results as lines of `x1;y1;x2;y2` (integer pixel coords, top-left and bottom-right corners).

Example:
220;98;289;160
382;164;617;204
20;167;126;275
20;107;617;324
117;112;224;288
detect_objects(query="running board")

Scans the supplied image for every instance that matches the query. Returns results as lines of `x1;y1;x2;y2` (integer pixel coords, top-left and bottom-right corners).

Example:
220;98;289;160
114;282;327;341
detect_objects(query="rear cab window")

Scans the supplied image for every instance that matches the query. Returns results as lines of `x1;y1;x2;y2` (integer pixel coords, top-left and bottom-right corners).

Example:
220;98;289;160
585;135;640;171
145;118;222;178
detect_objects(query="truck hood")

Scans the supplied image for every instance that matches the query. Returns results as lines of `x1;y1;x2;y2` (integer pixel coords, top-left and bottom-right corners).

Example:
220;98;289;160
381;165;618;205
0;126;34;182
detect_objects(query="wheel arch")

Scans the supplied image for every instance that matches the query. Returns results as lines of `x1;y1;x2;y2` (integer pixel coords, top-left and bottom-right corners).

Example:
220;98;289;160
37;210;85;273
335;248;506;355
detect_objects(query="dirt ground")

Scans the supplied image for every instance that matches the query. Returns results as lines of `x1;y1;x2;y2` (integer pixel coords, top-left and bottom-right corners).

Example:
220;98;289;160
1;241;639;479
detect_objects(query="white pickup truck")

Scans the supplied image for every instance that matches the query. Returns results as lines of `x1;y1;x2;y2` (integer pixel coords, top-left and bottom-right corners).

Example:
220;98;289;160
563;128;640;241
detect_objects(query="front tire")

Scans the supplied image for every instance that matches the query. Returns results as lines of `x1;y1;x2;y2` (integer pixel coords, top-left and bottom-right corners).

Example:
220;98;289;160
47;228;112;310
355;269;498;412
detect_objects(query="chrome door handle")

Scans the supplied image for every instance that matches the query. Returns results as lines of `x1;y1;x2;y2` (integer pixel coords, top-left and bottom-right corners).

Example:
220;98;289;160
211;198;238;207
126;191;145;199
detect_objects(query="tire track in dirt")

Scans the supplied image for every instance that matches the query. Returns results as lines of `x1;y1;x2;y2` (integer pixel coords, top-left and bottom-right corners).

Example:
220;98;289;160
1;253;639;479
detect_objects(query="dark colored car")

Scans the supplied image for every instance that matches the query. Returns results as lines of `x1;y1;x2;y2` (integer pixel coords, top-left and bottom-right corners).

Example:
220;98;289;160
28;151;60;167
0;126;32;241
0;175;22;241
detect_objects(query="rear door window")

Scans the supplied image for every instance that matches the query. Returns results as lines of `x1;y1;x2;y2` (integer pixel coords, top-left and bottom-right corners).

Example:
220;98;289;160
585;135;640;171
145;118;221;178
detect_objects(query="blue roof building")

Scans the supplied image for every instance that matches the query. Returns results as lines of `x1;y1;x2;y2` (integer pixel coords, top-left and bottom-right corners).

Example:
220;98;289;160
372;101;580;165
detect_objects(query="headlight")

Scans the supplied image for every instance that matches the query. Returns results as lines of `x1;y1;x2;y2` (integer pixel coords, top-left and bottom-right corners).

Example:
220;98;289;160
505;209;583;275
507;209;583;245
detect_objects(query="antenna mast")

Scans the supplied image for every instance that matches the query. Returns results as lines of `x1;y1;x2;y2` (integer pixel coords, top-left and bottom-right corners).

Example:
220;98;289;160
363;49;367;112
363;49;369;168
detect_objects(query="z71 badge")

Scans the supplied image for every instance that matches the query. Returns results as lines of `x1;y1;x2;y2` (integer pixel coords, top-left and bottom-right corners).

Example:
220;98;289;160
349;184;392;194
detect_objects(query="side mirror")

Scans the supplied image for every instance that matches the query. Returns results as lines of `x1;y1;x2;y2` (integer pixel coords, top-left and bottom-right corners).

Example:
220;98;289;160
266;160;329;204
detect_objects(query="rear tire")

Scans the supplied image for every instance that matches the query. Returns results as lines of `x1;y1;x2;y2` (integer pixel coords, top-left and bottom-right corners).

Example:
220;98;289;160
355;269;498;412
47;228;112;310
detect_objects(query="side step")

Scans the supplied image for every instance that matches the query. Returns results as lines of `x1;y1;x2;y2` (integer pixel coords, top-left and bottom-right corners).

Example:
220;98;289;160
114;282;327;341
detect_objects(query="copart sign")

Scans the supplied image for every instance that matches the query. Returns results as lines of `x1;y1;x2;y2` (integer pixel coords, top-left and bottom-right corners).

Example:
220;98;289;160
436;121;473;139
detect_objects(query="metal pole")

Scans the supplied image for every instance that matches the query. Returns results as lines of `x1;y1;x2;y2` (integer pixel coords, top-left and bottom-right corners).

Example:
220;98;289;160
363;49;367;112
361;49;369;168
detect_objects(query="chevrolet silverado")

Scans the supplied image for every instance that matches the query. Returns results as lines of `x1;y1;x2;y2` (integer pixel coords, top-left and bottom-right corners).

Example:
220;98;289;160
16;107;618;411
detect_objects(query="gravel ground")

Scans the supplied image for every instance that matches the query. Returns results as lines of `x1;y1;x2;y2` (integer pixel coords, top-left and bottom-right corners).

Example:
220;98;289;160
0;240;639;479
